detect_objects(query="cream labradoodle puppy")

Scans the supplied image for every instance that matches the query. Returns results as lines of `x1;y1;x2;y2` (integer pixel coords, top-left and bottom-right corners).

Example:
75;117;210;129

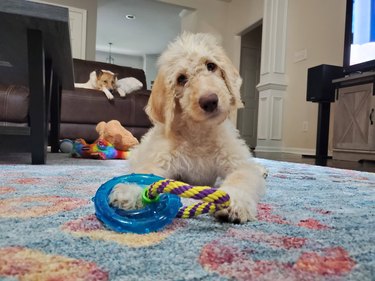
109;32;266;223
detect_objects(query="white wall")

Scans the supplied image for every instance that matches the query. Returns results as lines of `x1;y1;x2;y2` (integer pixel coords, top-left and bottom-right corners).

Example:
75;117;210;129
95;51;144;69
42;0;97;60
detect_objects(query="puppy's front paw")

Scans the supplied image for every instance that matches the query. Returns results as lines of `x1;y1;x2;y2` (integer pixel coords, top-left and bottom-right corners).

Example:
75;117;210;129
108;183;143;210
214;189;258;224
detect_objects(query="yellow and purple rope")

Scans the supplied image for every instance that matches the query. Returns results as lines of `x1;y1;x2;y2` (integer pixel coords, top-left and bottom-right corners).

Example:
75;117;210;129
145;179;230;218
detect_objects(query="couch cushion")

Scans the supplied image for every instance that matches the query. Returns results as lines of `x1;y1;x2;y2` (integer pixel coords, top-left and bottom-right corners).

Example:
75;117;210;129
73;59;147;90
61;88;151;127
0;84;29;123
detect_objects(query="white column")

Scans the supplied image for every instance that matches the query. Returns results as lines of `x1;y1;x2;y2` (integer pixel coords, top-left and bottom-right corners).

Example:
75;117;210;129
256;0;288;151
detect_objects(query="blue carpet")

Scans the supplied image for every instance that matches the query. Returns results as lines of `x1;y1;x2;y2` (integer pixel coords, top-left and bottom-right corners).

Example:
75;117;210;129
0;156;374;280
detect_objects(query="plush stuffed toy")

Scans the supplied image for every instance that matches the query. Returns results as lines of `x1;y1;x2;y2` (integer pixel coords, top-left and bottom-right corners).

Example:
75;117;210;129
72;138;129;160
96;120;139;151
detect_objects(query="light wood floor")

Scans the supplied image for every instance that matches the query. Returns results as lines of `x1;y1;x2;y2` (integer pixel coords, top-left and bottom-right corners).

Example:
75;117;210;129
253;152;375;173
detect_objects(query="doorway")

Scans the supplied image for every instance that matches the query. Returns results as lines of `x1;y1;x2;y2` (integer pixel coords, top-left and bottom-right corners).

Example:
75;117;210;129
237;24;262;150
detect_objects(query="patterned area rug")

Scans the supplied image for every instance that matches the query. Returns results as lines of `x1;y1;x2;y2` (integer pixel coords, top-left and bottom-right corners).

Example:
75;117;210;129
0;155;374;281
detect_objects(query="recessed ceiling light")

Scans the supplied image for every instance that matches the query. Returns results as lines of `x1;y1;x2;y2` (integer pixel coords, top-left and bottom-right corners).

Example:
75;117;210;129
125;14;135;20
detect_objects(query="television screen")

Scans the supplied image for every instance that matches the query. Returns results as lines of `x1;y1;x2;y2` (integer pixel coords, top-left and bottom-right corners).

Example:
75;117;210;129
344;0;375;72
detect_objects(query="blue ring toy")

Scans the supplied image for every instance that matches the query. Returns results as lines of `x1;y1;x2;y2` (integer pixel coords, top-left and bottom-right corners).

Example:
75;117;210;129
93;174;182;234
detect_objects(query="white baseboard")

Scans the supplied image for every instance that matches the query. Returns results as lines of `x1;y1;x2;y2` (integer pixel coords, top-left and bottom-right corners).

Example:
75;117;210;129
255;146;333;157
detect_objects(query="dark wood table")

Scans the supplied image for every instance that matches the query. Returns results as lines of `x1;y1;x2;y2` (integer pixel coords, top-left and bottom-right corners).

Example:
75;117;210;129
0;0;74;164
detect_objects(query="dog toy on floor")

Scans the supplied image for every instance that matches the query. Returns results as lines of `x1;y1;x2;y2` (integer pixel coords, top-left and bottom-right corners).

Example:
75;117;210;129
96;120;139;151
145;179;231;219
93;174;231;234
72;138;129;160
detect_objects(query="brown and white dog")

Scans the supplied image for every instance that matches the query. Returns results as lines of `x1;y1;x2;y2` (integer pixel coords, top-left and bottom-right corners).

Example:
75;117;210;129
75;69;119;100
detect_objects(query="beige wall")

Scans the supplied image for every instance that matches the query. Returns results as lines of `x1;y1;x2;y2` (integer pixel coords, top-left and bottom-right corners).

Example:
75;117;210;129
160;0;263;68
160;0;228;42
222;0;264;68
42;0;98;60
284;0;346;152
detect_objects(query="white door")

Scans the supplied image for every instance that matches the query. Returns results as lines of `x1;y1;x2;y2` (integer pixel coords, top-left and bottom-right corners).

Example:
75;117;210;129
29;0;87;59
68;7;87;59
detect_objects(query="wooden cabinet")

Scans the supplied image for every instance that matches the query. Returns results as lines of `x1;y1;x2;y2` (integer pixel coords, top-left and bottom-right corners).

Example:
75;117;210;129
333;78;375;161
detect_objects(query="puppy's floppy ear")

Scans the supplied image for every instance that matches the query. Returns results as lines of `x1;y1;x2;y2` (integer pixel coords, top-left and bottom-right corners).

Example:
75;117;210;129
218;56;244;110
95;69;103;78
146;73;176;133
146;74;167;124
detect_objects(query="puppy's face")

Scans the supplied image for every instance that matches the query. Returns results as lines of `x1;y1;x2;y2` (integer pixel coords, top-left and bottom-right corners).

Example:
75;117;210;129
174;59;233;124
95;70;117;91
147;33;243;131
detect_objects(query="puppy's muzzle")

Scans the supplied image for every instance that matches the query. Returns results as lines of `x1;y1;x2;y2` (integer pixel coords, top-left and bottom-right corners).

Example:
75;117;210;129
199;93;218;113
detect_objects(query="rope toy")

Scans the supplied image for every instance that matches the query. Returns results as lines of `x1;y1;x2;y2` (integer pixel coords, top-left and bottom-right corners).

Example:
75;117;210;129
94;174;231;234
72;138;129;160
142;179;231;218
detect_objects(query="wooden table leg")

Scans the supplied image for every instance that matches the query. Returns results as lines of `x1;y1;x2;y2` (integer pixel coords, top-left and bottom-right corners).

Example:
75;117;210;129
50;73;61;153
27;29;47;164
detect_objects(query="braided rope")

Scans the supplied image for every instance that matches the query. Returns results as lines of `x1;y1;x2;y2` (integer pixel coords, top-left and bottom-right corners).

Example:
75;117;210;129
146;179;230;218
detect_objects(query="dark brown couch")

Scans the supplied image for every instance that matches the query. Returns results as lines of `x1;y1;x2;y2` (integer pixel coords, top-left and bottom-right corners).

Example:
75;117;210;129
0;59;152;148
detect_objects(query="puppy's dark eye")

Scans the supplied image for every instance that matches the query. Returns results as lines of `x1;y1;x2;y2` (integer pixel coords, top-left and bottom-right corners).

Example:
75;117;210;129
207;62;217;72
104;80;108;83
177;74;188;86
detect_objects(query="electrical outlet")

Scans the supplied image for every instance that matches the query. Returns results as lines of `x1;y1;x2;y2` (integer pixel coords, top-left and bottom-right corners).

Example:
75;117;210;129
302;121;308;132
294;49;307;63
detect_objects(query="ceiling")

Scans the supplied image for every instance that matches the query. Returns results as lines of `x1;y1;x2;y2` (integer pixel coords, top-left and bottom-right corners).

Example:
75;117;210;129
96;0;188;56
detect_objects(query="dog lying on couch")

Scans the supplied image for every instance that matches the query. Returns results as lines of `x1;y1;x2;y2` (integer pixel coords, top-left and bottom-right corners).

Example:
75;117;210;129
74;69;117;100
74;70;143;100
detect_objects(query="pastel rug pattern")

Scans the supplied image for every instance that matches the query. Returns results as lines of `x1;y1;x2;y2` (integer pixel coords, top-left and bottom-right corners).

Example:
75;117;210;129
0;157;374;280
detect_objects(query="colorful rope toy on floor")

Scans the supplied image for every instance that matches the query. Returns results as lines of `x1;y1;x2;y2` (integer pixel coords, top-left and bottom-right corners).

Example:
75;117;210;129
93;174;230;234
72;138;129;160
144;179;231;219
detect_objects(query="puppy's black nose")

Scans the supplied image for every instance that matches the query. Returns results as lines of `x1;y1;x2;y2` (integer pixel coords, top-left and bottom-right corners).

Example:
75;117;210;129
199;93;218;113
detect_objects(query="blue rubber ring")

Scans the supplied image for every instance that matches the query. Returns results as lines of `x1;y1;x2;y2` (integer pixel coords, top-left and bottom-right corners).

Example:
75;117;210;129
93;173;182;234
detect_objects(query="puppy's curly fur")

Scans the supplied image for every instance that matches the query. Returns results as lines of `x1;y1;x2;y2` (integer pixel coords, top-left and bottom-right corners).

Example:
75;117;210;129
109;32;267;223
